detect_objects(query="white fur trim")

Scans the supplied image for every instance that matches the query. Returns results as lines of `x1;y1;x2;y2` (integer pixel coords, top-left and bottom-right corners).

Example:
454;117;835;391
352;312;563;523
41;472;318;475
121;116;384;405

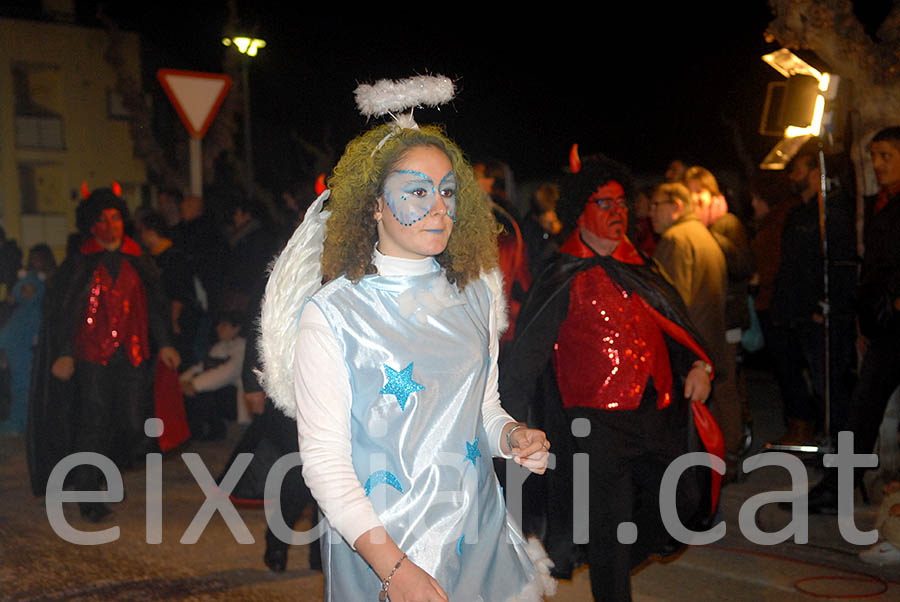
483;267;509;338
354;75;454;118
504;536;557;602
256;190;331;415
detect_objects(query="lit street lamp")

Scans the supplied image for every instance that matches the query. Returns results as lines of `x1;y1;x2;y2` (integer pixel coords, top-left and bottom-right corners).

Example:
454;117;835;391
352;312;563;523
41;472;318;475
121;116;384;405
222;36;266;198
222;36;266;57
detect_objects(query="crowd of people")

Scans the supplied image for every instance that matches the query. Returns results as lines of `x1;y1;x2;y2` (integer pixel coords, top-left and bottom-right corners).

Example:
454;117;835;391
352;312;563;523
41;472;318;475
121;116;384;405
2;99;899;597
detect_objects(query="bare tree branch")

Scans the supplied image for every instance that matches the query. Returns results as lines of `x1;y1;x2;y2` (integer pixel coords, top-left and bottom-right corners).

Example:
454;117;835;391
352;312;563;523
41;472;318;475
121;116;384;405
876;0;900;44
767;0;886;86
766;0;900;142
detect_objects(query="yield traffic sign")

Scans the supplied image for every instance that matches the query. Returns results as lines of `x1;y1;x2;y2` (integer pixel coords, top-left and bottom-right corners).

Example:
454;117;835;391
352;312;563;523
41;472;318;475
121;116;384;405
157;69;232;138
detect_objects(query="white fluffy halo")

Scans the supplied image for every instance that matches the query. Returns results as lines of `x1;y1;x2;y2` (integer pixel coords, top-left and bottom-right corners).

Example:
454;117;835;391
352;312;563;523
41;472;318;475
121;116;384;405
354;74;455;119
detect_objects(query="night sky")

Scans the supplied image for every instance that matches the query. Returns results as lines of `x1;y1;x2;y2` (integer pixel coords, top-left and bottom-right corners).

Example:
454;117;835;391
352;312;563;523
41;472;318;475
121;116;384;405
82;3;780;184
6;1;894;203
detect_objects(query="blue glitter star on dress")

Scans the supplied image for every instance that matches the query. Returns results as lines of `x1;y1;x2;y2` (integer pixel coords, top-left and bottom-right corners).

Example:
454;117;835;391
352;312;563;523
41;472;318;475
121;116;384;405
464;437;481;468
380;362;425;410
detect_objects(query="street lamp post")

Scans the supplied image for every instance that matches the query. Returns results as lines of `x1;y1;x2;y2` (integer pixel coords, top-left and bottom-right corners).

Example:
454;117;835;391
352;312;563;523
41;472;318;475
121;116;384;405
222;36;266;199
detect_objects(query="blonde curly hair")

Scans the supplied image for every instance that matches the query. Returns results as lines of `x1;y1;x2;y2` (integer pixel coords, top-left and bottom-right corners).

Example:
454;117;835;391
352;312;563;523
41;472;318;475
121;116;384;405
321;124;499;289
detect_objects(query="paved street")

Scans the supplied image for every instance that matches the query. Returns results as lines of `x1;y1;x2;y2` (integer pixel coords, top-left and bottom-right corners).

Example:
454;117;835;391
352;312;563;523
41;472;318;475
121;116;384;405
2;365;900;601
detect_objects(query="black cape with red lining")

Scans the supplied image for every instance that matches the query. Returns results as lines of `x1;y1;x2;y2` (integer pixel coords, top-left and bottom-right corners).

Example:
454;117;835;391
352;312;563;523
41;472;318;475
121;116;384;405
498;234;722;576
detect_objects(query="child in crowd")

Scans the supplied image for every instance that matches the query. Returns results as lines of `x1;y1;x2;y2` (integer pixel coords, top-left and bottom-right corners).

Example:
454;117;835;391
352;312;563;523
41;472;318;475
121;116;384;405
180;311;246;440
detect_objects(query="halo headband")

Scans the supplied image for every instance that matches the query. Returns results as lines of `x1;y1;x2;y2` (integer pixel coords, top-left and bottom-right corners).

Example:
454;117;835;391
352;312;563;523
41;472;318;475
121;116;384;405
355;75;456;154
354;75;455;120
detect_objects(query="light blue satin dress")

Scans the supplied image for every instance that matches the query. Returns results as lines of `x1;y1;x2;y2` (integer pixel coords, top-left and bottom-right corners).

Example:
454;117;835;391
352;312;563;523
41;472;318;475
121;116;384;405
309;268;541;601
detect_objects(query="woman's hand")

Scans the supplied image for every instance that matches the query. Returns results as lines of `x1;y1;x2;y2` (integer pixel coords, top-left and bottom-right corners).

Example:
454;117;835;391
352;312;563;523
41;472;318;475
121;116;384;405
508;424;551;475
355;527;448;602
385;558;449;602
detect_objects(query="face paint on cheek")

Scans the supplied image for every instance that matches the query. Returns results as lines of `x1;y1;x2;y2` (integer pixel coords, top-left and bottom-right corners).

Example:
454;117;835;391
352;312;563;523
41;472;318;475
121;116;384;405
93;223;113;242
579;204;626;240
383;169;456;226
581;181;628;240
438;171;457;219
91;209;124;245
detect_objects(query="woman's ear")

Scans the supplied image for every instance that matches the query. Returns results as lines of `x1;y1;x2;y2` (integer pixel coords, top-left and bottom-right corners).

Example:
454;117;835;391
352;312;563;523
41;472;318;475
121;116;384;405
375;197;384;223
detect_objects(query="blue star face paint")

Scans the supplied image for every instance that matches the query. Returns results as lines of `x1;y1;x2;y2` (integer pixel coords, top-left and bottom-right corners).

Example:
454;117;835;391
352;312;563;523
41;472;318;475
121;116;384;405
382;169;457;226
376;145;455;259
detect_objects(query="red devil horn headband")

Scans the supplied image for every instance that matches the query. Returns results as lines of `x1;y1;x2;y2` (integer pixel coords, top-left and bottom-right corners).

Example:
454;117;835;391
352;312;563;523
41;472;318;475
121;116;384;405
80;181;123;198
314;173;327;196
569;144;582;174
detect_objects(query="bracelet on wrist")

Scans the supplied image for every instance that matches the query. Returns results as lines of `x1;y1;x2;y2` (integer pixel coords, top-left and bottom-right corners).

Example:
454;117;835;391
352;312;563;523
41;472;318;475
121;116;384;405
506;422;527;452
692;360;713;379
379;553;407;601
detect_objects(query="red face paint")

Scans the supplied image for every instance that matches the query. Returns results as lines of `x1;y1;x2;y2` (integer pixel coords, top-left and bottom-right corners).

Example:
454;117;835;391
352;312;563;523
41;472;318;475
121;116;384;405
91;208;124;249
578;181;628;241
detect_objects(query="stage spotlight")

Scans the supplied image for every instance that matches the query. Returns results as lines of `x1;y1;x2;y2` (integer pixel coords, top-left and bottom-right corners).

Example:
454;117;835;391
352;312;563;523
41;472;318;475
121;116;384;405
758;48;841;170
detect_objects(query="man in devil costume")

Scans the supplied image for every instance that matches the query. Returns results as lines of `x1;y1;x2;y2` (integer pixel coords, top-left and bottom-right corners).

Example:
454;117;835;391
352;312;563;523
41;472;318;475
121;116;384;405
499;154;722;602
27;188;180;522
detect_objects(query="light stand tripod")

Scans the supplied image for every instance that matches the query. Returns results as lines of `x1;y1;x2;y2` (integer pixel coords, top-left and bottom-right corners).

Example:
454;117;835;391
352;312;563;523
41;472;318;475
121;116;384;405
765;141;836;456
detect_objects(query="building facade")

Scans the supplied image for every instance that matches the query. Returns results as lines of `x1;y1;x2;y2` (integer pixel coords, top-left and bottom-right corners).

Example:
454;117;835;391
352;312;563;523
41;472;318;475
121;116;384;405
0;15;147;259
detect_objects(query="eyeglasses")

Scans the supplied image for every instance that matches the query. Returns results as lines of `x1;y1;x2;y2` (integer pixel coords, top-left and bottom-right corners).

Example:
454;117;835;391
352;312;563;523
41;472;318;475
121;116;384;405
593;197;627;211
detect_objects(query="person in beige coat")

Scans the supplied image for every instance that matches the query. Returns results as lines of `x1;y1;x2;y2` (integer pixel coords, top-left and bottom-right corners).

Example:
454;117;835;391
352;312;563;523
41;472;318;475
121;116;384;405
650;182;734;477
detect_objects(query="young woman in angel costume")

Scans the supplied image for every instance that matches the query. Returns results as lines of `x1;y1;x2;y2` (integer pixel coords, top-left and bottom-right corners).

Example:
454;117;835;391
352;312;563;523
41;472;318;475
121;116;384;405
257;76;556;602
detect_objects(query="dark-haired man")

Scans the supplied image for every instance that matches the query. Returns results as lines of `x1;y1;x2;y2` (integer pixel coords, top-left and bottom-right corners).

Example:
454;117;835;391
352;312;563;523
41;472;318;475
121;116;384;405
769;145;858;449
500;155;720;602
806;126;900;515
137;210;201;368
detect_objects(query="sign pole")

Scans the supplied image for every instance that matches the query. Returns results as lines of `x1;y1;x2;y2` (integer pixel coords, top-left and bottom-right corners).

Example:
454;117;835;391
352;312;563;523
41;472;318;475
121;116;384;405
189;137;203;197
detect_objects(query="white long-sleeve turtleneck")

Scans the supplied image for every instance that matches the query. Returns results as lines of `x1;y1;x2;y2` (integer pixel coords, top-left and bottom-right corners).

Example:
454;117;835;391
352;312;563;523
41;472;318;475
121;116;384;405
292;249;515;548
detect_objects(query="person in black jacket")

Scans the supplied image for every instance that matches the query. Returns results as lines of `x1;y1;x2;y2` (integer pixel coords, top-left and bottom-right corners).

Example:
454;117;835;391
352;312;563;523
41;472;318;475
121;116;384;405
136;211;201;367
769;145;858;446
807;126;900;514
219;250;319;573
221;197;281;314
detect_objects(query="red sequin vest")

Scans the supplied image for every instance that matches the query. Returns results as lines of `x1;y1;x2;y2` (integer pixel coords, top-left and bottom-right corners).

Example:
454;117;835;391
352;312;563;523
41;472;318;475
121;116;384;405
73;258;150;367
553;265;672;411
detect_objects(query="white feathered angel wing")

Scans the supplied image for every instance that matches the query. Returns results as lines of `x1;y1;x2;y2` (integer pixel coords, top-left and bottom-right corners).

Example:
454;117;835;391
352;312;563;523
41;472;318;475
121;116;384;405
256;189;331;415
482;267;509;341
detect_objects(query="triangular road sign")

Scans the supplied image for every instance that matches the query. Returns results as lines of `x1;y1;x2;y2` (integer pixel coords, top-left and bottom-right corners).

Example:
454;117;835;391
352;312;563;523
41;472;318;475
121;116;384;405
157;69;232;138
